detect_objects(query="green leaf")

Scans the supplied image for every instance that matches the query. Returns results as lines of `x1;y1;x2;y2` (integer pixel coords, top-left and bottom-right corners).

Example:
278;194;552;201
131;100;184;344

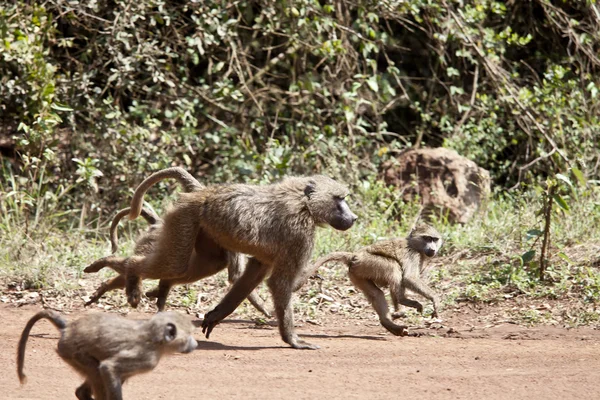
555;173;572;187
526;229;543;239
521;250;536;264
557;252;572;263
552;194;570;211
366;76;378;92
571;168;587;187
51;103;73;112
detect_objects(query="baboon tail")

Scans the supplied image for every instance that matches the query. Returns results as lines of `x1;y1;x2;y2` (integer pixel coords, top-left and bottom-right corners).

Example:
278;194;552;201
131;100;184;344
129;167;204;220
17;310;67;384
311;252;355;269
110;207;162;254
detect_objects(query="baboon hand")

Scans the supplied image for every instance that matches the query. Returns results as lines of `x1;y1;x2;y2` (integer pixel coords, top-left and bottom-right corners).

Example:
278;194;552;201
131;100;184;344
201;309;222;339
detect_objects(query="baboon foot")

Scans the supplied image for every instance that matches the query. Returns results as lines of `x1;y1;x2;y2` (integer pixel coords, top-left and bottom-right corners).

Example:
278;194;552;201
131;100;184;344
83;261;104;273
383;322;409;337
391;311;406;319
289;338;320;350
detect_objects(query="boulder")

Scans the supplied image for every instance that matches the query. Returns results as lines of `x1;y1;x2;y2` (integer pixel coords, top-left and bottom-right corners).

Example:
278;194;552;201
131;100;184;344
380;147;491;223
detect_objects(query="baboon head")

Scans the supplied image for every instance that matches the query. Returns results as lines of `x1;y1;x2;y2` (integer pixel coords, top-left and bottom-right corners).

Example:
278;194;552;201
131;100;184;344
304;176;357;231
149;312;197;353
408;223;443;258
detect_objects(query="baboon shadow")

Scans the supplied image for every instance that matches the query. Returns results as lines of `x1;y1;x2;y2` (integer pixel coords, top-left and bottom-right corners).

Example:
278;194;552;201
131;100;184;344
194;341;282;351
193;318;276;329
300;333;387;342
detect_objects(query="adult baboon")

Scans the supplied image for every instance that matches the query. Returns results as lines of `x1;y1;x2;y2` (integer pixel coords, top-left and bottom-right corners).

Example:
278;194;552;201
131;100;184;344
87;170;357;349
309;224;443;336
85;168;270;316
17;310;197;400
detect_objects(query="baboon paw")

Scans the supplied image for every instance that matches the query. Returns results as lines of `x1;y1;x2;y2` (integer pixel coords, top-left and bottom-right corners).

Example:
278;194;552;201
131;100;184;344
127;293;141;308
391;311;406;319
387;325;409;337
145;289;159;298
201;311;222;339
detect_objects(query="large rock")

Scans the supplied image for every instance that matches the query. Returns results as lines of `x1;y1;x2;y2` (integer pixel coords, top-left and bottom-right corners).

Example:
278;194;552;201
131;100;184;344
380;147;491;223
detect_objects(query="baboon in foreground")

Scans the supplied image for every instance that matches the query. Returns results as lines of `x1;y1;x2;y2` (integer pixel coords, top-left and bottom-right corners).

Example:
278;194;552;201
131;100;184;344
309;224;443;336
17;310;197;400
87;169;357;349
85;168;270;316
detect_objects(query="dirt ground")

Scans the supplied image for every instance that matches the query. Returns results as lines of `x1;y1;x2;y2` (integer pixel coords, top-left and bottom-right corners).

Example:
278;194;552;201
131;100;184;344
2;304;600;400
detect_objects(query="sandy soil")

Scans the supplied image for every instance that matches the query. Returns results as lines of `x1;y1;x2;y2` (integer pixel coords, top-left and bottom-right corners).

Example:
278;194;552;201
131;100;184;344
2;304;599;400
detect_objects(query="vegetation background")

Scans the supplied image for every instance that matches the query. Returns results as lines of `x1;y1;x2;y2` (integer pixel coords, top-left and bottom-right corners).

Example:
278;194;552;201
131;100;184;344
1;0;599;327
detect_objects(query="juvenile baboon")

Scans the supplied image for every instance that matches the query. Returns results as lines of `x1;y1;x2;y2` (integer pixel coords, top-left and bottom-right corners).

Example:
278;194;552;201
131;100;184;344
17;310;197;400
84;206;162;307
85;168;270;316
87;169;357;349
310;224;443;336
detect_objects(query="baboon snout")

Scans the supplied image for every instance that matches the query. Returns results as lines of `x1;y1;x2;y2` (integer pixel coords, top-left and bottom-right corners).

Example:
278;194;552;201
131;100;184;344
424;247;436;257
329;200;357;231
182;336;198;353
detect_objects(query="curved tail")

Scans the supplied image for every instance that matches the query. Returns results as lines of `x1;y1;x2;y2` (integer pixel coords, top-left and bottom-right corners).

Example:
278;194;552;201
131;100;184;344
17;310;67;384
294;252;355;292
311;252;355;270
129;167;204;220
110;207;162;254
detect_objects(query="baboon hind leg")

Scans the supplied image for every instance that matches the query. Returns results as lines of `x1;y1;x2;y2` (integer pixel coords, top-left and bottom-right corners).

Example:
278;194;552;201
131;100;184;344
227;253;271;318
268;267;319;350
202;258;270;338
85;275;126;306
348;270;408;337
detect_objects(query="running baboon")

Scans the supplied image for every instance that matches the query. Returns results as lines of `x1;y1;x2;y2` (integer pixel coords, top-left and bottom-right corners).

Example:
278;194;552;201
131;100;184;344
309;224;443;336
85;168;270;316
17;310;197;400
87;170;357;349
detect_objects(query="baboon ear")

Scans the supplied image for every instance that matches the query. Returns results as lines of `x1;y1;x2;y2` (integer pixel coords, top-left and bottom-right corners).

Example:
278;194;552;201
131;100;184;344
304;181;316;199
164;323;177;342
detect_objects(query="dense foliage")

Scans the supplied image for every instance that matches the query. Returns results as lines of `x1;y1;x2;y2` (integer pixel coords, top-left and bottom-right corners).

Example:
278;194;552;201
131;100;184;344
2;0;600;212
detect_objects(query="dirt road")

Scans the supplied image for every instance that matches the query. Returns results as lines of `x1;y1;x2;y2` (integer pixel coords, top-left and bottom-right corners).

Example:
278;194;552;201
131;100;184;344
2;305;599;400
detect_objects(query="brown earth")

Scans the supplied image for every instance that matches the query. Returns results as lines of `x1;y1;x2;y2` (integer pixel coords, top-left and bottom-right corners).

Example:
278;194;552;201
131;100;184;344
2;304;599;400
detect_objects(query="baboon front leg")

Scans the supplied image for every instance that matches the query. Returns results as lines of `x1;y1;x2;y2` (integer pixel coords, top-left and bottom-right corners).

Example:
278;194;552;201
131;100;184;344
403;276;440;317
125;274;143;308
202;258;270;338
154;281;172;312
85;275;126;307
268;269;319;350
99;362;123;400
391;286;424;319
348;271;408;336
74;381;93;400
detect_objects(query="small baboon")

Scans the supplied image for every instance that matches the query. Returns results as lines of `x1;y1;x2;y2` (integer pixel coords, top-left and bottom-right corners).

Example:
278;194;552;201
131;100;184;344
85;168;270;316
309;224;443;336
88;169;357;349
17;310;197;400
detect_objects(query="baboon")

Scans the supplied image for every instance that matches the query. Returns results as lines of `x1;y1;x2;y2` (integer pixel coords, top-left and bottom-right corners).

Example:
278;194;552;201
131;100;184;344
85;168;270;316
17;310;197;400
88;169;357;349
309;224;443;336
